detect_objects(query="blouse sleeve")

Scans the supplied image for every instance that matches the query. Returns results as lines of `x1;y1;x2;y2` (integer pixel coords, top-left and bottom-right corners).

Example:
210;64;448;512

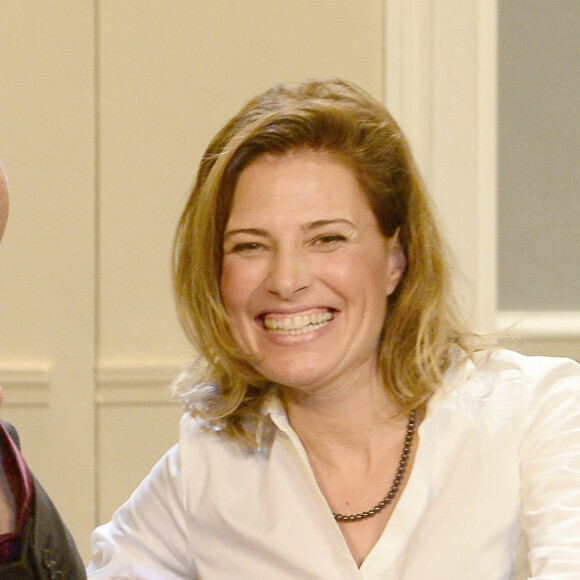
519;357;580;578
87;442;194;579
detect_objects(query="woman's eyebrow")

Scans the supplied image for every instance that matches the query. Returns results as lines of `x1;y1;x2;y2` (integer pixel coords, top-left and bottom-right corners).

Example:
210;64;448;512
223;227;268;240
224;219;356;239
305;218;355;230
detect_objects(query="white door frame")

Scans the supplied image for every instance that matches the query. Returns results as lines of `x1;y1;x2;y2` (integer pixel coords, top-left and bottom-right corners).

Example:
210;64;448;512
384;0;498;332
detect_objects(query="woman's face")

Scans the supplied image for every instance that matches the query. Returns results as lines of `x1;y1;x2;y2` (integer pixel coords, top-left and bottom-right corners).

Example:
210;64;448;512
220;151;405;394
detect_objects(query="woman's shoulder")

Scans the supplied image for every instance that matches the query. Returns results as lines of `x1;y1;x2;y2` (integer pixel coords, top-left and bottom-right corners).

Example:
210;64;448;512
177;413;230;450
472;348;580;390
176;412;267;461
439;348;580;410
476;347;579;372
176;388;281;455
422;349;580;454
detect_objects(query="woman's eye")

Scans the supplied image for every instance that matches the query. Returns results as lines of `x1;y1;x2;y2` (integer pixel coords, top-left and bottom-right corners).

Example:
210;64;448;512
231;241;263;253
313;234;347;247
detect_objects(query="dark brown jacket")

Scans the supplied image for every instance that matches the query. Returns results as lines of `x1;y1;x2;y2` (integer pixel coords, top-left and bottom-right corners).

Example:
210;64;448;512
0;422;86;579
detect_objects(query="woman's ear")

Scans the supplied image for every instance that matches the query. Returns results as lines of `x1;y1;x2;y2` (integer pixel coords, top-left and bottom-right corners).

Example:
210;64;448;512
385;229;406;296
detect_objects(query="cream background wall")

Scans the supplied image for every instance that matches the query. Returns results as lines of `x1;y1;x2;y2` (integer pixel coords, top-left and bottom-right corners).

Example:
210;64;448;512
0;0;386;562
3;0;571;567
95;0;386;541
0;0;97;561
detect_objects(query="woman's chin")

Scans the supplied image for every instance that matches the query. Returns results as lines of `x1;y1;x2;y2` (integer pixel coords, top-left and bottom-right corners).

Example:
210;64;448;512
255;361;331;392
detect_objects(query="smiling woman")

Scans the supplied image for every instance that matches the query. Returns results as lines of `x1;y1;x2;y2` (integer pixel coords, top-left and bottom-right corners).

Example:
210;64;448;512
87;79;580;579
171;79;471;444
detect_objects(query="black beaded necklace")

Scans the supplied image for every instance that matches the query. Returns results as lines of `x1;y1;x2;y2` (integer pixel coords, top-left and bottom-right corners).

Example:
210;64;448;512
332;409;417;523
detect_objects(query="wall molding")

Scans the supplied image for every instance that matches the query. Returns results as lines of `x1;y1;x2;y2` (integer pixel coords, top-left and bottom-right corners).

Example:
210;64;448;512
497;311;580;338
0;363;52;406
95;361;186;405
384;0;498;331
497;311;580;361
383;0;434;183
475;0;499;330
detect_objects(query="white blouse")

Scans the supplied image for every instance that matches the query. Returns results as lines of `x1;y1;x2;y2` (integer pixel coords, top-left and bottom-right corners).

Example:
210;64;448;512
87;349;580;579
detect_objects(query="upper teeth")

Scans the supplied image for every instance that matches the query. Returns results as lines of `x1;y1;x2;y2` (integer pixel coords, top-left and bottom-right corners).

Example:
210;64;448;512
264;311;333;332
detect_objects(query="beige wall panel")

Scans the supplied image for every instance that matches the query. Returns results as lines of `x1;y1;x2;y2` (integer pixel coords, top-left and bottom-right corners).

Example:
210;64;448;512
0;0;96;562
97;0;384;365
97;404;183;524
429;2;497;328
385;1;498;329
429;3;479;312
96;0;385;538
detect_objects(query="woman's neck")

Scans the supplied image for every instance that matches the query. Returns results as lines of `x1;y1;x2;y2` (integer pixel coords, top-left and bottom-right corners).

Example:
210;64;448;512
281;373;405;466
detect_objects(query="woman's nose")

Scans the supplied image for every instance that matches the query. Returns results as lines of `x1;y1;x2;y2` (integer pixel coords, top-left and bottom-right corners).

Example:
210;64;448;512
266;248;312;300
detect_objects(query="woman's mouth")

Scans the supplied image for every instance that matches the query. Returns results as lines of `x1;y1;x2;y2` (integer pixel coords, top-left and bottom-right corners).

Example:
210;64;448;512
262;310;334;335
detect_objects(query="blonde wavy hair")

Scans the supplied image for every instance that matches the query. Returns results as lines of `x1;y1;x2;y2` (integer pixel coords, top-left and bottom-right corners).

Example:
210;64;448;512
173;78;478;446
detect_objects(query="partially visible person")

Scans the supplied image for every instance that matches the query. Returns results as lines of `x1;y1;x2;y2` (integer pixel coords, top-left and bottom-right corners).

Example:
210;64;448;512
88;79;580;578
0;161;86;578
